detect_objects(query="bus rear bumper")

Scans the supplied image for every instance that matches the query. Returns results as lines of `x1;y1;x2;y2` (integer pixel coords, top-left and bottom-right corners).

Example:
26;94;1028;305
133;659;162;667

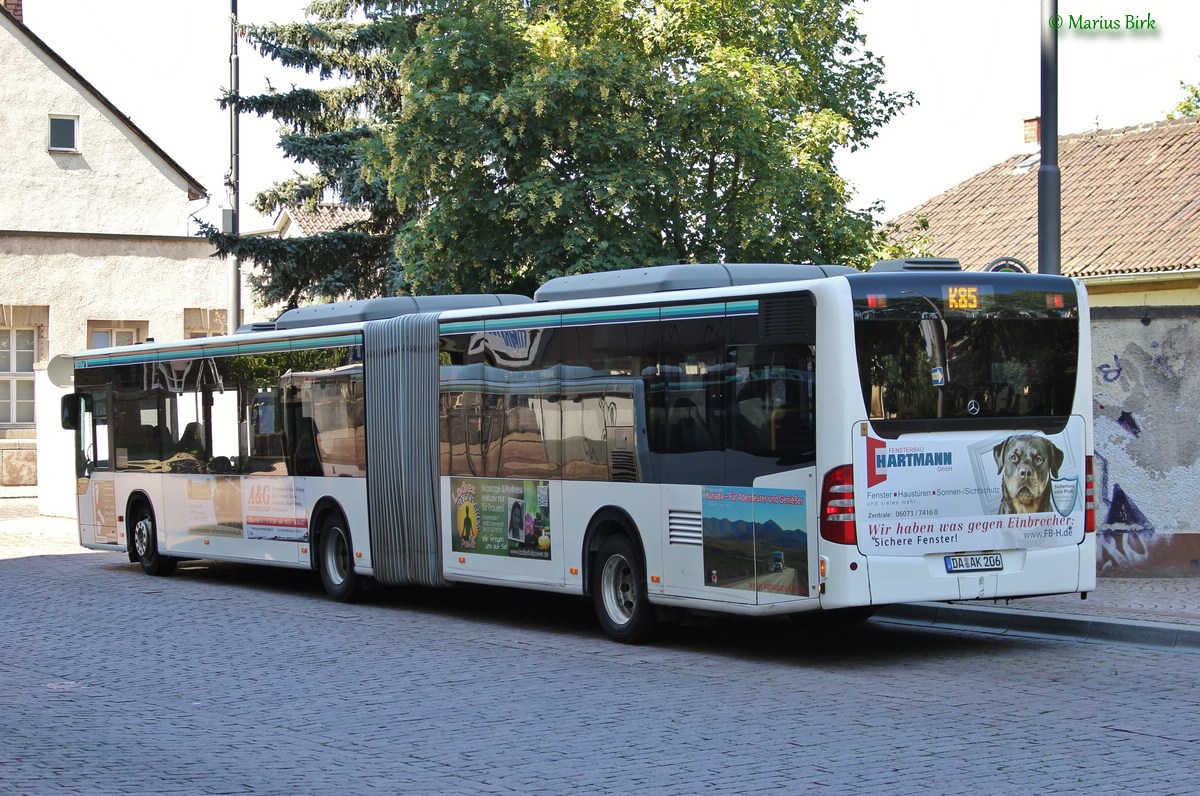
836;537;1097;608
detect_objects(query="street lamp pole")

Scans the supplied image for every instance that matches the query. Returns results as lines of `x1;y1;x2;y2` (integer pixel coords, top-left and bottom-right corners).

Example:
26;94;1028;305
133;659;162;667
228;0;242;332
1038;0;1061;275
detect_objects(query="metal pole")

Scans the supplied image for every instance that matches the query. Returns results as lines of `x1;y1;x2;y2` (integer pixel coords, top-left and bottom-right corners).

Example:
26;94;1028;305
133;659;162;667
228;0;242;332
1038;0;1061;275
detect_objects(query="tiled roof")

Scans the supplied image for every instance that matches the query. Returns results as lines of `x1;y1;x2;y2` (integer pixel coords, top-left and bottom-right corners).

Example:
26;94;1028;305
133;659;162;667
282;204;373;237
887;116;1200;277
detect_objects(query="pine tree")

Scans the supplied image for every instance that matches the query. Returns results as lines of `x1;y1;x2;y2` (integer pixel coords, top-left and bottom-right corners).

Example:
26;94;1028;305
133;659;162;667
201;1;413;307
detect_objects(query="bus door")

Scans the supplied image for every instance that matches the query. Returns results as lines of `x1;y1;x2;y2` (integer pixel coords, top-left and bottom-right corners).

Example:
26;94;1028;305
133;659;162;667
62;391;120;547
234;390;304;561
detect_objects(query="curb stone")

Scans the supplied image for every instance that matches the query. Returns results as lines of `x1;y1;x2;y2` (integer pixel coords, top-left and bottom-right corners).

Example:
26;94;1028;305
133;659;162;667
877;602;1200;652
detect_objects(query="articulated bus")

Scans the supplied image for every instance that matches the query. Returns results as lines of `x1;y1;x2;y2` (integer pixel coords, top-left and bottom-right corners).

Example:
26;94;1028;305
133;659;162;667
61;259;1095;643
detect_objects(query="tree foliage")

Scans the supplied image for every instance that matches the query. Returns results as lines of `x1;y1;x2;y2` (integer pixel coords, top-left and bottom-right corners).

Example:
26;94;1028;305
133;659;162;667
208;0;911;303
1169;79;1200;119
867;215;937;264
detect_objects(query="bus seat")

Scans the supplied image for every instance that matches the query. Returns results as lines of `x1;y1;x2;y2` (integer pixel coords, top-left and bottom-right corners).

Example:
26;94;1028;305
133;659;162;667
178;422;206;456
668;398;714;452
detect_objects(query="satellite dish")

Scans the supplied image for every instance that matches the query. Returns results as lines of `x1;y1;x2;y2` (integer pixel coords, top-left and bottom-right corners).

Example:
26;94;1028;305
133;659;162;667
47;354;74;388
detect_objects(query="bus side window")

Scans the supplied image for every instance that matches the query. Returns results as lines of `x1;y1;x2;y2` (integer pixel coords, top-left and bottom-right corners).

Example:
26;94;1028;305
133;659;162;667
727;336;817;474
658;316;725;484
667;396;715;452
290;416;323;476
245;389;287;475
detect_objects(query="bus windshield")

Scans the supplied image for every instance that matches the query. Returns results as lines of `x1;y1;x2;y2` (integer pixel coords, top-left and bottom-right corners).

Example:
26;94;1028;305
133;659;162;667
851;274;1080;437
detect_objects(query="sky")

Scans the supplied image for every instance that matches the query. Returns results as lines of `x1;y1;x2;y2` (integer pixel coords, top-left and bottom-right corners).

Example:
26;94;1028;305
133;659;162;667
21;0;1200;233
838;0;1200;218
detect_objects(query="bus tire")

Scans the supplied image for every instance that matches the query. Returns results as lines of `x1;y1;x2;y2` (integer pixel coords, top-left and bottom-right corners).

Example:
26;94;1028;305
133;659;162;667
592;536;658;644
130;502;176;577
318;513;361;603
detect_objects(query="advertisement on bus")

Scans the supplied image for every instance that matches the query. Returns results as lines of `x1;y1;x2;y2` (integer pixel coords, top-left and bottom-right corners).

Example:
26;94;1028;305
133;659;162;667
853;416;1086;557
701;486;809;596
183;476;309;541
450;477;552;560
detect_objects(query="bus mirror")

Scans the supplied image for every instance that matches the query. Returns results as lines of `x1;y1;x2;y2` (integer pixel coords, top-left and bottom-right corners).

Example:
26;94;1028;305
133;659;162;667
61;394;81;431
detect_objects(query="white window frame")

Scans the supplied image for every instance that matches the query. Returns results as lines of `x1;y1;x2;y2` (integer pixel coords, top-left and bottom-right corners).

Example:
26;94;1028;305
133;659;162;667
0;328;36;426
88;322;146;350
48;114;80;153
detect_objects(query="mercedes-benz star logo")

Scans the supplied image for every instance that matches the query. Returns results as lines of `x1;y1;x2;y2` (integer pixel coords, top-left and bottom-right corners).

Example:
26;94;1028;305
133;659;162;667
967;400;981;416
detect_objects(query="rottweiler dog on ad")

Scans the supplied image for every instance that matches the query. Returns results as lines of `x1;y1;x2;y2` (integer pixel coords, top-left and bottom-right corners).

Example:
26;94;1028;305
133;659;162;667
993;434;1064;514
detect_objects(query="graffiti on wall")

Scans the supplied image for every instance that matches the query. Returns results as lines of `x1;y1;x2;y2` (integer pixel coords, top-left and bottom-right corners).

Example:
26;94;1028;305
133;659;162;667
1092;318;1200;574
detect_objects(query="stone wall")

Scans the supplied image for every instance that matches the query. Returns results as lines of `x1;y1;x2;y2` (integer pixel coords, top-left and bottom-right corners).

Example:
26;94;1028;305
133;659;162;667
0;428;35;485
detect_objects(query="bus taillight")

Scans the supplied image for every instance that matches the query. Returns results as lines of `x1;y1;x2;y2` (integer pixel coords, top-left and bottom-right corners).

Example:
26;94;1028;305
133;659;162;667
820;464;856;545
1085;455;1095;533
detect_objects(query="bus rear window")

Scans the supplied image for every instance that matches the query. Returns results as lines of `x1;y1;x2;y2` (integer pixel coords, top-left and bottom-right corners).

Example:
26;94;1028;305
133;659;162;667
852;276;1080;436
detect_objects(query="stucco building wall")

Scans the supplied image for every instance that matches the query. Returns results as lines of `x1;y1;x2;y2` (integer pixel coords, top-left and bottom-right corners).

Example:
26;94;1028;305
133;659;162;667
1090;305;1200;575
0;6;281;514
0;232;243;352
0;14;197;236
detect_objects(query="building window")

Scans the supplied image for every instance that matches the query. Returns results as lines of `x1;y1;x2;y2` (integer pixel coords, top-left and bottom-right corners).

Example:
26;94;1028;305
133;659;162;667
88;321;147;349
184;308;229;339
0;329;36;424
48;115;80;152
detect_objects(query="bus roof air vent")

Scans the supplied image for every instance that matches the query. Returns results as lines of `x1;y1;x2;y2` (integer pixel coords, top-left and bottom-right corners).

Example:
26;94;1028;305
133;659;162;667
275;294;532;330
868;257;962;273
534;263;859;302
236;320;278;334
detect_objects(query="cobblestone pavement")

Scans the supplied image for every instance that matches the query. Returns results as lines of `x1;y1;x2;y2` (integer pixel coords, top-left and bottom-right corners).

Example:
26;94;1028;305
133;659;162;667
981;578;1200;627
2;498;1200;794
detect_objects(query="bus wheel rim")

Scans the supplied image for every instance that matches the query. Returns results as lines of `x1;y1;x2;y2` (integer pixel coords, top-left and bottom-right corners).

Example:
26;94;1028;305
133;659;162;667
325;527;349;586
134;517;150;557
601;553;636;625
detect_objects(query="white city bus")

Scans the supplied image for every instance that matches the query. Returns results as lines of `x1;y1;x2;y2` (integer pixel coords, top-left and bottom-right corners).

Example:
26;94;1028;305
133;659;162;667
61;259;1095;642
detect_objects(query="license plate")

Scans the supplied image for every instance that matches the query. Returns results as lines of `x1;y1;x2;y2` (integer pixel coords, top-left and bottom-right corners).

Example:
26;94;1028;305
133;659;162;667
944;553;1003;573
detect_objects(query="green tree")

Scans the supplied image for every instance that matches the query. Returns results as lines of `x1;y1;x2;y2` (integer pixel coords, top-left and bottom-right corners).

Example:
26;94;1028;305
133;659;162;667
377;0;911;294
866;215;937;265
210;0;910;302
1169;79;1200;119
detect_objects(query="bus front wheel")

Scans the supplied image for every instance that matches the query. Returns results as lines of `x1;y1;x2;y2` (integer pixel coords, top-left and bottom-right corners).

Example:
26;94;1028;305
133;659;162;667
130;503;176;577
592;536;658;644
318;514;361;603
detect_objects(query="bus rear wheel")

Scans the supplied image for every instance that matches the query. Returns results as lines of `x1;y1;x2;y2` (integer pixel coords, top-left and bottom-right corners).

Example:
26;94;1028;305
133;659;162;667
592;536;658;644
130;503;176;577
318;514;361;602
